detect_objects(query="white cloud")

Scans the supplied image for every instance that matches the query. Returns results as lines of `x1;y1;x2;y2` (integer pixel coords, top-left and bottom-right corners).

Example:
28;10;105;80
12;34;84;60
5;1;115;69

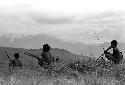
0;4;125;44
0;0;125;14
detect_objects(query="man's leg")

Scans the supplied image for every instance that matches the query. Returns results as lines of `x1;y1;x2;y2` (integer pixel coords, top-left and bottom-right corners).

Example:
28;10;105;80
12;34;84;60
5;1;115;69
112;58;120;64
9;63;11;68
105;52;114;62
105;54;120;64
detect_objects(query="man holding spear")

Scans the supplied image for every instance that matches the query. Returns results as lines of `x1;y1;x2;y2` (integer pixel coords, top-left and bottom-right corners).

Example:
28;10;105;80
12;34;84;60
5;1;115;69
5;51;22;68
104;40;123;64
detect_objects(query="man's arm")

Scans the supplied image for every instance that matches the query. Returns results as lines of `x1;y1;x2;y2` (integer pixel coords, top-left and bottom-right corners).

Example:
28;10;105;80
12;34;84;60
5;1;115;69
19;63;22;68
104;46;112;54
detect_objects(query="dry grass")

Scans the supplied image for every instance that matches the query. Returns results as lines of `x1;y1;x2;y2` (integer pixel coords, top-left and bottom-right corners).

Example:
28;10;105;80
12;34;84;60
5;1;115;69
1;46;125;85
0;58;125;85
0;72;122;85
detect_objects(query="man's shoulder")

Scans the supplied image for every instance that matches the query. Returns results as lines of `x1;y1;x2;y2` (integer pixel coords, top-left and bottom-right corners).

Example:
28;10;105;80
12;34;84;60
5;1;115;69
114;47;119;51
42;51;51;55
11;59;16;62
12;59;21;63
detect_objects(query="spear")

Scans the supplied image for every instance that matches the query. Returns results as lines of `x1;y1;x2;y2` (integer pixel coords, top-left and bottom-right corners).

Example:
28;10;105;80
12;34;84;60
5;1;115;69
5;51;12;62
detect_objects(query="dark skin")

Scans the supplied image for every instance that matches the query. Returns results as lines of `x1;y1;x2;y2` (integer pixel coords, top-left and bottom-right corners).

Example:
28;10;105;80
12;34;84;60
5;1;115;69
104;43;121;64
9;57;22;69
104;43;117;54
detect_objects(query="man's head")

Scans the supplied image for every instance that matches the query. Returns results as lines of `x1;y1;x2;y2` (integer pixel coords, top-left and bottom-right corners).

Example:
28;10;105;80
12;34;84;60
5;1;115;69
42;44;51;52
111;40;118;48
14;53;19;59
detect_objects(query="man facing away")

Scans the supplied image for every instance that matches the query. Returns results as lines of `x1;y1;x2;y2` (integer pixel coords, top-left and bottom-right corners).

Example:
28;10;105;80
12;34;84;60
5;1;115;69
9;53;22;68
41;44;54;68
104;40;123;64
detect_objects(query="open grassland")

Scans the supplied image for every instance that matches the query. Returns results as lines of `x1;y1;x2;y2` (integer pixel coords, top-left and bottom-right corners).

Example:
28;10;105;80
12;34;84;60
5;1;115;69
0;47;125;85
0;59;125;85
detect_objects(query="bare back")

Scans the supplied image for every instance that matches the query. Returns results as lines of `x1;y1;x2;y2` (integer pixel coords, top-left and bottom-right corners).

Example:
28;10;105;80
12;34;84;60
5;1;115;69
41;51;53;64
11;59;22;67
113;47;121;59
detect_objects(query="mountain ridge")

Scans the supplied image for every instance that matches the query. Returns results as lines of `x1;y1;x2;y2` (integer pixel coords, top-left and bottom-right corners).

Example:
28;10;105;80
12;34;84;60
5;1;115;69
0;35;125;57
0;46;86;65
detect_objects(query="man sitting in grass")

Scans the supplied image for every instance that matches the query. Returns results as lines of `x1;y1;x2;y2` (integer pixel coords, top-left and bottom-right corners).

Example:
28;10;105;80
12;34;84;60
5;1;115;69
104;40;123;64
56;56;59;62
9;53;22;68
41;44;54;68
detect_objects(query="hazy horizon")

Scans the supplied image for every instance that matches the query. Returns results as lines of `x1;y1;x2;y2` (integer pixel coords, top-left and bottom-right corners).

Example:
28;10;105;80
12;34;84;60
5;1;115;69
0;0;125;56
1;34;125;58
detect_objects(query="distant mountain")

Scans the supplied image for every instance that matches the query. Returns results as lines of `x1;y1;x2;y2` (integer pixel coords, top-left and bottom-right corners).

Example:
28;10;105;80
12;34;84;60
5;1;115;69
1;41;125;66
0;47;86;66
0;35;125;58
0;34;95;56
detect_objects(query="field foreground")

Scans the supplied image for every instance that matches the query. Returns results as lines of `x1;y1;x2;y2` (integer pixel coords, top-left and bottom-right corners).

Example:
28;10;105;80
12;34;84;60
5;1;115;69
0;62;125;85
0;47;125;85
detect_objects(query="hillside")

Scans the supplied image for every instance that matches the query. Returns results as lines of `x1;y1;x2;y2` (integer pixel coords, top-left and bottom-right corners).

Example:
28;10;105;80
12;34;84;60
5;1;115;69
0;47;88;66
1;47;125;85
1;35;125;58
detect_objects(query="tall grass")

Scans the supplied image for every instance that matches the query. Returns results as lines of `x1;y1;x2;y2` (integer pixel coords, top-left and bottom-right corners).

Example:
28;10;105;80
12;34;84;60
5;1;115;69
0;57;125;85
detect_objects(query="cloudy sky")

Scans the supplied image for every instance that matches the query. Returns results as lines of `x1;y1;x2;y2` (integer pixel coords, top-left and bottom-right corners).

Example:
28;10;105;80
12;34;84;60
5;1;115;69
0;0;125;45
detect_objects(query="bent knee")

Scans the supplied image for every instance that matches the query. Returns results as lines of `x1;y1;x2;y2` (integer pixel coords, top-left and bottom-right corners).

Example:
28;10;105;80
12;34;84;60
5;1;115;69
105;54;112;58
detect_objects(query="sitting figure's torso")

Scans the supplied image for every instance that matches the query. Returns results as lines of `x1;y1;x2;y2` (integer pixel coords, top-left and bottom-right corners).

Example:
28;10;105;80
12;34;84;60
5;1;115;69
11;59;21;67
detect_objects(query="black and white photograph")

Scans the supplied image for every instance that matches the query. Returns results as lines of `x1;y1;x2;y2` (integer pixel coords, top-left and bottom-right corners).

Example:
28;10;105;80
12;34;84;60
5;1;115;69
0;0;125;85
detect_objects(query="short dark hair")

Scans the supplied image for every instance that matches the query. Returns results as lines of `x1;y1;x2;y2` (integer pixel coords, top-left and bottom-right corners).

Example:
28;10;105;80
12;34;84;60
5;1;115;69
14;53;19;59
43;44;51;52
111;40;118;45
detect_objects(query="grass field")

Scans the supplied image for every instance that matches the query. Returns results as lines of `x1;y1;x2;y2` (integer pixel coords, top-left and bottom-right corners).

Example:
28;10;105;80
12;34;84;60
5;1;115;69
0;47;125;85
0;59;125;85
